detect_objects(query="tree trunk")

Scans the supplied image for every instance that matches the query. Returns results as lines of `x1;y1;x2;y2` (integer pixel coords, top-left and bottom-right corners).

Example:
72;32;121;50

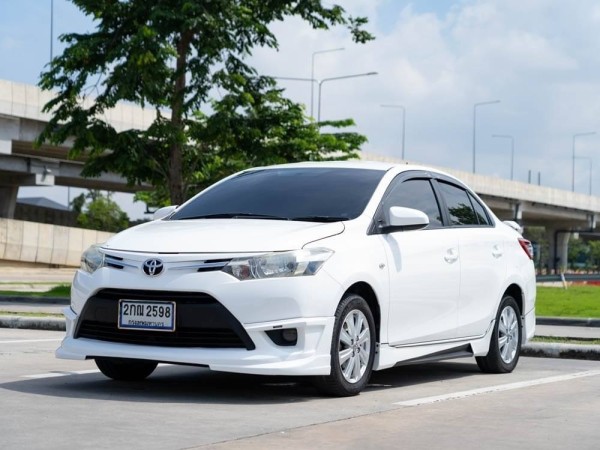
169;31;193;206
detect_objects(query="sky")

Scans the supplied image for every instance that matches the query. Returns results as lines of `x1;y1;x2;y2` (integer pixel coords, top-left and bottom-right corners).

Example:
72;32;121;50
1;0;600;218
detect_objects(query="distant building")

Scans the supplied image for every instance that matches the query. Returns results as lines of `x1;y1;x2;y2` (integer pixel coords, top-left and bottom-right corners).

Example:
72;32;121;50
15;197;77;227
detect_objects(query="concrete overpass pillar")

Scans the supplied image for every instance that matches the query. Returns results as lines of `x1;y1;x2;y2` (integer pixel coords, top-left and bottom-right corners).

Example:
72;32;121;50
513;202;523;223
546;229;571;273
0;186;18;218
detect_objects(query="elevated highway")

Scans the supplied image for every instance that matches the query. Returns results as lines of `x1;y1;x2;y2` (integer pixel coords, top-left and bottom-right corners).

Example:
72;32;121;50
1;79;598;270
0;79;155;218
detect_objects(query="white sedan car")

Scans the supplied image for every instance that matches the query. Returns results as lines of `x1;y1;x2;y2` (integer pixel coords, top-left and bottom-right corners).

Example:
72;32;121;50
57;161;536;396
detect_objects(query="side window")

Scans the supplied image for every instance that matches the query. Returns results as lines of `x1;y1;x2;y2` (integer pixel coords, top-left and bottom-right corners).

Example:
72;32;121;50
438;182;479;226
468;193;491;226
383;178;443;227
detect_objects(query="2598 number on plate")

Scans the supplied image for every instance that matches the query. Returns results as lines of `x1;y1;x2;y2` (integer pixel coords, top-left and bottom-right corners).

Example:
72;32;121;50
118;300;176;332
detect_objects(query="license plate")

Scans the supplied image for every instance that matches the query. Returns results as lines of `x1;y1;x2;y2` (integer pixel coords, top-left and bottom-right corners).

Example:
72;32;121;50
118;300;176;332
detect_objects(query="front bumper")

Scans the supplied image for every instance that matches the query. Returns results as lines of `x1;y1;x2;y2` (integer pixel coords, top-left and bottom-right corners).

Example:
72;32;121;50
57;307;335;375
57;258;343;376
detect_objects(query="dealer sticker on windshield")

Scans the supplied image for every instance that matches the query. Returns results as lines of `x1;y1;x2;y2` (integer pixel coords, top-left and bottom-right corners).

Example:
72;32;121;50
118;300;176;332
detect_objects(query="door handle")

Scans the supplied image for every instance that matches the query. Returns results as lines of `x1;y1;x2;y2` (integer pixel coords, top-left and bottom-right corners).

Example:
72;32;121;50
492;244;503;259
444;248;459;264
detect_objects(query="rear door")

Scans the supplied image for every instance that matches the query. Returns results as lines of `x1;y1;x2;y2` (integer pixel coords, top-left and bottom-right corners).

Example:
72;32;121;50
434;180;507;338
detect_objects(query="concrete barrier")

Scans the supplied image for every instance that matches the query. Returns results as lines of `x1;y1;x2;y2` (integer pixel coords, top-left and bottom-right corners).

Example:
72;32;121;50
0;218;114;267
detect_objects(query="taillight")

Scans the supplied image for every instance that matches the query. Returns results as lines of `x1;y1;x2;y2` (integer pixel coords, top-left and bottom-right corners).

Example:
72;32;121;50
518;238;534;260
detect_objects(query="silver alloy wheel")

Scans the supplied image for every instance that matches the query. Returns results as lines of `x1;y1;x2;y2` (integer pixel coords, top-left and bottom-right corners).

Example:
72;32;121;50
338;309;371;383
498;305;519;364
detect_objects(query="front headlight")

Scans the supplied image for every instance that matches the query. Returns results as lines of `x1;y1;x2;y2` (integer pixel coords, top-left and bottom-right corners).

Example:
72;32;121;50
222;248;334;281
80;245;105;274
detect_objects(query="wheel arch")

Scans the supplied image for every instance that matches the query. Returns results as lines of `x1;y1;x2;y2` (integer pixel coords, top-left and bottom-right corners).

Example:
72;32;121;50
343;282;381;343
503;283;524;315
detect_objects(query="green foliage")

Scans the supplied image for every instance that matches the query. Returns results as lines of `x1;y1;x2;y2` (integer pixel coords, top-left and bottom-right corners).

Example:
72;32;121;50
70;192;86;214
537;285;600;318
136;80;367;206
566;237;600;270
568;238;589;267
589;241;600;267
76;191;130;232
38;0;374;206
0;284;70;298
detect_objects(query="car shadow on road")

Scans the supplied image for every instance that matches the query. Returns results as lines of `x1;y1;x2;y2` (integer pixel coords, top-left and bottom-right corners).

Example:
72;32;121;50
0;360;481;405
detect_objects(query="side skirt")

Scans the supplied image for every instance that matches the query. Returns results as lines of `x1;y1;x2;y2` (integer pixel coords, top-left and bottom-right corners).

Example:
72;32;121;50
392;344;473;367
374;321;495;371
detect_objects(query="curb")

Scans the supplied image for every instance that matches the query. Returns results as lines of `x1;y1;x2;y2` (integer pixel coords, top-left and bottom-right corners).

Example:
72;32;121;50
0;315;66;331
0;296;69;305
536;317;600;328
522;342;600;361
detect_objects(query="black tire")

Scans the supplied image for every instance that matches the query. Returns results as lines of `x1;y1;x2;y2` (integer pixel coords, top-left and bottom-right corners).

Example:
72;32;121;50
476;295;522;373
314;293;376;397
95;357;158;381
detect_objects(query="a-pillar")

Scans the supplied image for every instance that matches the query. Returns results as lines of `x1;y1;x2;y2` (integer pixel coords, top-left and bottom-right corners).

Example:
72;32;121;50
0;186;18;219
546;228;571;273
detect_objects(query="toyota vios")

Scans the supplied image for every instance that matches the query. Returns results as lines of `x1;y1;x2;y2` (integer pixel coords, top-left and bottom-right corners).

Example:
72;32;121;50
57;162;536;396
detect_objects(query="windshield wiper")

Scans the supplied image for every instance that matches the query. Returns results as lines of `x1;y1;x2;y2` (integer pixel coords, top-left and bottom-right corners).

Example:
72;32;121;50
291;216;348;223
178;213;291;221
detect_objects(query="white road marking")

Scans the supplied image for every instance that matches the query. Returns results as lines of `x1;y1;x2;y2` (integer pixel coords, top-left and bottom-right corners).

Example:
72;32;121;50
22;363;172;379
0;339;63;344
24;373;70;379
23;369;100;379
394;370;600;407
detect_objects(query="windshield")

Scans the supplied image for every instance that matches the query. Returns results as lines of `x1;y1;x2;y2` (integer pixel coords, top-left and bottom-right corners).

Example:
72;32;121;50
171;167;386;222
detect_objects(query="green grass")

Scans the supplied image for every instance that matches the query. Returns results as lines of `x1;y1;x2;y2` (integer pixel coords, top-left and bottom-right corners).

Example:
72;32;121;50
0;284;70;298
536;285;600;318
531;336;600;346
0;310;64;318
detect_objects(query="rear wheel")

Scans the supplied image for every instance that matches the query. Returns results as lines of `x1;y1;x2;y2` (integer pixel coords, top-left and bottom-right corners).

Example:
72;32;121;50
95;358;158;381
314;293;376;397
476;295;522;373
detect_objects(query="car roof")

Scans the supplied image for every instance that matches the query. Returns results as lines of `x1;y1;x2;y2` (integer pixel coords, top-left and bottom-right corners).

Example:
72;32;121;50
249;160;456;179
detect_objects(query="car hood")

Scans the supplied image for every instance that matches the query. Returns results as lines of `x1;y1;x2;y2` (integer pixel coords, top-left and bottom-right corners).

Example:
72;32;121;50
102;219;345;253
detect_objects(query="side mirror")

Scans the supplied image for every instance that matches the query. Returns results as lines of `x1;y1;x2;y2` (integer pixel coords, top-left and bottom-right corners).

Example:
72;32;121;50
153;205;178;221
381;206;429;233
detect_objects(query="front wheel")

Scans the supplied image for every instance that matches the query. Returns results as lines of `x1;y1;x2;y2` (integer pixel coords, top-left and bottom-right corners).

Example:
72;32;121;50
314;293;376;397
95;358;158;381
476;295;522;373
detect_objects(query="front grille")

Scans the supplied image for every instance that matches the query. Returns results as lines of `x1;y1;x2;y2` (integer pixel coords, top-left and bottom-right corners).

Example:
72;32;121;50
75;289;254;350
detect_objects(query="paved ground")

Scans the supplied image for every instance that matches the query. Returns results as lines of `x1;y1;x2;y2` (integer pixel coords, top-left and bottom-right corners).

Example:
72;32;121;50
0;267;76;285
1;328;600;450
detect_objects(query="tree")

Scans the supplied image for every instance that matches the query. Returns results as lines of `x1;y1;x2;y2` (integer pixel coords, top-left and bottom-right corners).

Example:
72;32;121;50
589;241;600;269
38;0;374;205
137;76;367;206
76;191;130;232
567;237;589;270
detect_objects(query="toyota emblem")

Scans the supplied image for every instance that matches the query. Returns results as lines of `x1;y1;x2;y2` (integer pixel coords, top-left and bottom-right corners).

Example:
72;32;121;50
142;259;164;277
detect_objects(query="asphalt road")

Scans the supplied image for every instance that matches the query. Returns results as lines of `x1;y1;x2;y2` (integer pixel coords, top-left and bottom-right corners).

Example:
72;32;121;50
2;328;600;450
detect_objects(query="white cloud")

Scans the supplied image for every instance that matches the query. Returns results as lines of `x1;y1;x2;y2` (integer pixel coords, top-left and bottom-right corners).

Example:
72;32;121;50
252;0;600;193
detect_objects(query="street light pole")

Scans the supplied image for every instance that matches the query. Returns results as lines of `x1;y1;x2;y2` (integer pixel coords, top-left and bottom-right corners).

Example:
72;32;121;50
572;132;595;192
50;0;54;60
317;72;378;123
472;100;500;173
492;134;514;180
381;104;406;159
311;48;344;118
